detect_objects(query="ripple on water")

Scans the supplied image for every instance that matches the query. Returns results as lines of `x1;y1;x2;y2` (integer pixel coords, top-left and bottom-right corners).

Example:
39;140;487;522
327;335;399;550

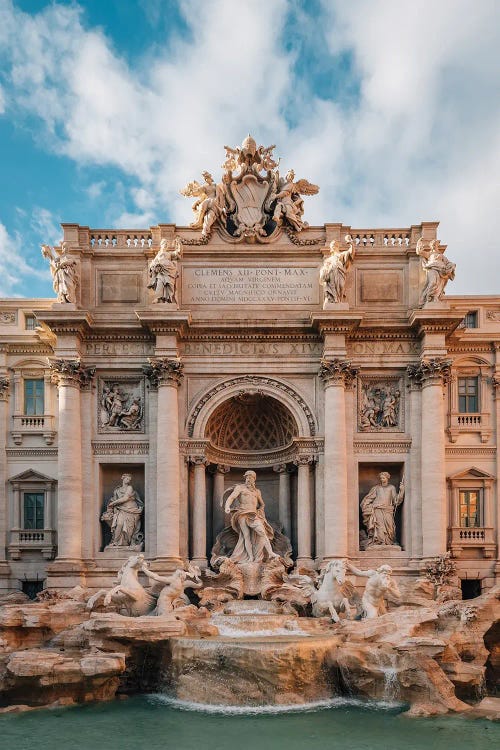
148;694;405;715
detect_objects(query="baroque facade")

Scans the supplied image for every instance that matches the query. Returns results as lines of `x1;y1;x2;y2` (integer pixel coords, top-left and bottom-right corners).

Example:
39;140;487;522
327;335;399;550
0;138;499;595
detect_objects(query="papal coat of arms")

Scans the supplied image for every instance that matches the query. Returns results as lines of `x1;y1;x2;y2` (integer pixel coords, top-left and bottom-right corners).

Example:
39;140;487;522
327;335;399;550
180;135;319;243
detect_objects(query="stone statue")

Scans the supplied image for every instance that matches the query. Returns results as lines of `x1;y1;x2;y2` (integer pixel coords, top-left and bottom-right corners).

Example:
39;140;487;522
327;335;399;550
180;136;320;242
180;172;224;238
87;553;156;616
142;564;202;615
224;470;281;564
271;169;319;232
41;241;78;304
346;562;401;619
147;237;182;303
360;472;404;548
319;235;355;304
101;474;143;550
416;237;456;306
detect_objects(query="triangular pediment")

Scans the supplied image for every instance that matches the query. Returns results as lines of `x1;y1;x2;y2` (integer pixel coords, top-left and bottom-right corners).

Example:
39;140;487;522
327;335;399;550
8;469;55;483
448;466;495;481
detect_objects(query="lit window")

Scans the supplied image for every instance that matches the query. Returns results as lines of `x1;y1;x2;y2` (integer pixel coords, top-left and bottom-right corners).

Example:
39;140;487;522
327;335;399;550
458;376;478;413
463;311;478;329
24;379;44;415
23;492;44;529
459;489;481;528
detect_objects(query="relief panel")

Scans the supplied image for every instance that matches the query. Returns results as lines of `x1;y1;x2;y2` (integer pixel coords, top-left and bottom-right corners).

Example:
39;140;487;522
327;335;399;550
98;377;145;433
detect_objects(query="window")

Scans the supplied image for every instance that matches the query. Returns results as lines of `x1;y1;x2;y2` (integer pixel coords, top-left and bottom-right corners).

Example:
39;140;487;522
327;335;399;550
21;580;44;600
24;314;37;331
458;376;478;413
463;311;478;329
24;379;44;415
459;489;481;528
23;492;44;529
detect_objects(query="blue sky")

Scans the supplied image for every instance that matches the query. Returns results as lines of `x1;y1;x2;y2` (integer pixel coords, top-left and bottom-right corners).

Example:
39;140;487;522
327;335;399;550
0;0;499;298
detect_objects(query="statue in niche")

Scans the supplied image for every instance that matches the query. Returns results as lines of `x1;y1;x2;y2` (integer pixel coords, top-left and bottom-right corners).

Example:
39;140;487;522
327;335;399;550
416;237;456;306
100;383;143;431
101;473;144;550
359;381;401;431
224;470;281;564
346;562;401;619
180;172;224;237
147;237;182;303
360;472;404;548
319;235;355;304
41;241;78;304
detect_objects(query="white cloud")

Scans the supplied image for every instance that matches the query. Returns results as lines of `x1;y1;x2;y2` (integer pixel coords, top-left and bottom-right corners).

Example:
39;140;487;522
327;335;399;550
0;0;499;293
0;221;50;297
0;82;5;113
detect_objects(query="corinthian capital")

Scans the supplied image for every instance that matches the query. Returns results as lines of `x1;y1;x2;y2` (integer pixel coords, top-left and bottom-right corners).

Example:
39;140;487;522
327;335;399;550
143;357;184;388
407;357;452;386
49;358;95;388
319;358;358;387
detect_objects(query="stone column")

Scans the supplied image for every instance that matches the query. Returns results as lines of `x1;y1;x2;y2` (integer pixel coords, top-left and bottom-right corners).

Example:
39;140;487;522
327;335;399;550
493;372;500;565
144;358;183;567
213;464;230;534
294;456;314;566
319;359;357;559
408;358;451;558
0;376;10;572
49;359;95;564
273;464;291;539
190;455;209;567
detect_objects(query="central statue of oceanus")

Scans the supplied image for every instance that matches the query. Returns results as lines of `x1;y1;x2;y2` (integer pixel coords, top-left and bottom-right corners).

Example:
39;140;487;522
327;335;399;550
180;135;319;243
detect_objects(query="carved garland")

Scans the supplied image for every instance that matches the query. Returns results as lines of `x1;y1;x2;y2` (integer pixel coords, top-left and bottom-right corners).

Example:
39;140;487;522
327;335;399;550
187;375;316;437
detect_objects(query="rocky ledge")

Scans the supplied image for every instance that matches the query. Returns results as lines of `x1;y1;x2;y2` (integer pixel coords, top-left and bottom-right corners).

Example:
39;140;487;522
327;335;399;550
0;584;498;718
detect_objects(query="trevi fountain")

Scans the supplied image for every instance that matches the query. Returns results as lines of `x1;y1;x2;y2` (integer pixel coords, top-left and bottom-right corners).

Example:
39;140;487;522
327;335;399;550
0;138;499;747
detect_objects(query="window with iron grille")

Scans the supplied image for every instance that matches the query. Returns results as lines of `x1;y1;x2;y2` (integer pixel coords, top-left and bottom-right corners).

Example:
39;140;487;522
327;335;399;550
459;489;481;528
23;492;44;529
24;379;44;415
458;376;479;413
24;314;37;330
463;311;478;328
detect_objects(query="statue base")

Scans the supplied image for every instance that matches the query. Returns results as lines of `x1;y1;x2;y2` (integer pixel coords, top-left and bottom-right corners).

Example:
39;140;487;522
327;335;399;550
101;545;144;556
359;543;402;557
322;301;349;310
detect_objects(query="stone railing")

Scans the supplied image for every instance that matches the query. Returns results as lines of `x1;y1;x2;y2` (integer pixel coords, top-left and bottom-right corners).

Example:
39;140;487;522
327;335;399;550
9;529;57;560
349;229;411;248
11;414;56;446
448;526;496;559
448;411;491;443
89;230;153;249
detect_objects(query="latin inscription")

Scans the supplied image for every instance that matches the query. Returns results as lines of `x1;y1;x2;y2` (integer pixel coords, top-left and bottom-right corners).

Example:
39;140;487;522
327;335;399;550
182;266;319;305
85;342;154;356
182;341;323;356
349;341;419;355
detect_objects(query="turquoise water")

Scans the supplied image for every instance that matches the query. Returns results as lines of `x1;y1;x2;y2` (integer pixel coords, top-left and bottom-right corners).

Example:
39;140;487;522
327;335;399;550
1;696;498;750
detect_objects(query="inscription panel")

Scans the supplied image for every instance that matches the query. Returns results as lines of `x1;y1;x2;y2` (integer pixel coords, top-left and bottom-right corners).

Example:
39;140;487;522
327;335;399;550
100;272;141;303
358;269;403;304
182;266;319;305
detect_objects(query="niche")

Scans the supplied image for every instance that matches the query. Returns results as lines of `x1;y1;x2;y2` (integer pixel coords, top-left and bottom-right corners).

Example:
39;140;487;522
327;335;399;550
99;464;145;551
358;462;404;550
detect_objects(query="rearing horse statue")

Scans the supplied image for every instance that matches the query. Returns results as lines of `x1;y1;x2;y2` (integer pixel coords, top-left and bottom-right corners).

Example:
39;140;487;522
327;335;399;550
310;559;355;622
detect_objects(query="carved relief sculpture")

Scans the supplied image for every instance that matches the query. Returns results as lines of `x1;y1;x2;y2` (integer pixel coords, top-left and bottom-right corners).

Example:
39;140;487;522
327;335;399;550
99;378;145;432
346;562;401;619
181;135;319;243
416;237;456;306
360;472;404;548
319;235;355;305
359;378;402;432
41;241;79;304
147;237;182;303
101;473;144;550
